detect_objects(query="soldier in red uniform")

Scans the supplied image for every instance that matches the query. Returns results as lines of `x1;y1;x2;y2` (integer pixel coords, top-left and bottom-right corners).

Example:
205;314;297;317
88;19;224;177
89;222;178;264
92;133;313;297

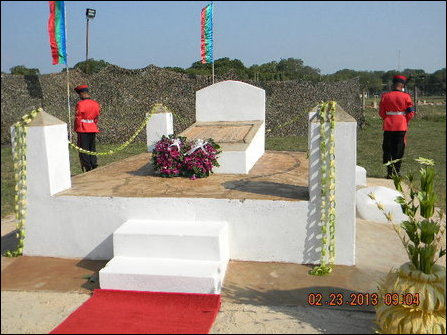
379;75;416;178
74;85;101;171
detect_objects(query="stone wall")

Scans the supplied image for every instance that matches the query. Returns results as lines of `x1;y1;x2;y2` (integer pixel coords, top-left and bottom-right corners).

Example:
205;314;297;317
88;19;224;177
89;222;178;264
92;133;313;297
1;65;363;144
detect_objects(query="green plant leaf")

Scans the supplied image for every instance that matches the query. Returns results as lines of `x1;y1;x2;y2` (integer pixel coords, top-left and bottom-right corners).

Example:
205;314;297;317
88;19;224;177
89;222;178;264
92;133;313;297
419;220;440;244
401;221;419;245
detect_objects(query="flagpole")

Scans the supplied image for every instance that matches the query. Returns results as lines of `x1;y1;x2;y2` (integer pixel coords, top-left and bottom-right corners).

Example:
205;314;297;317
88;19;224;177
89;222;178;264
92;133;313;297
212;1;214;84
64;2;72;143
66;66;72;142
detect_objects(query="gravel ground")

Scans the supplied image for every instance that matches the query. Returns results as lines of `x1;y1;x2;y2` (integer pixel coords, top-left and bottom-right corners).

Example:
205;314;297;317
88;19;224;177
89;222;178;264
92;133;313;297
210;302;376;334
1;291;90;334
0;290;375;334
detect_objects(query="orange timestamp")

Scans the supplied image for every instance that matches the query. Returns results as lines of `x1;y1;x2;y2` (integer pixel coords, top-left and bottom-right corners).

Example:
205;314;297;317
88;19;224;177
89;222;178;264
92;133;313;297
307;292;420;307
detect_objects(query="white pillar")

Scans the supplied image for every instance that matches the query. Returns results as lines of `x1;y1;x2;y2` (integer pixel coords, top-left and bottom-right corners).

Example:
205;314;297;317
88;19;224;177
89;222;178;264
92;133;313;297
11;111;72;198
308;105;357;265
146;107;174;152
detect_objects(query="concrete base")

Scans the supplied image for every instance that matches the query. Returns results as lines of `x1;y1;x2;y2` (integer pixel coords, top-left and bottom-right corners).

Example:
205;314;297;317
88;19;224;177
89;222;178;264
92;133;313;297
99;219;229;293
113;219;229;261
99;257;226;294
356;186;408;224
23;151;352;265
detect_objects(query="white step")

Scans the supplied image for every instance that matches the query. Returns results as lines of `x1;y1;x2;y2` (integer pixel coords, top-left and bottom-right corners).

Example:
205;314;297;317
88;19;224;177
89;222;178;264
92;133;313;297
113;220;229;261
99;256;227;294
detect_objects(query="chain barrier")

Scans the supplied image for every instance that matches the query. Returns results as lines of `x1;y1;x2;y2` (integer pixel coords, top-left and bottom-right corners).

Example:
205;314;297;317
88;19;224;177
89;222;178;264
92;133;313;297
68;103;165;156
266;111;307;134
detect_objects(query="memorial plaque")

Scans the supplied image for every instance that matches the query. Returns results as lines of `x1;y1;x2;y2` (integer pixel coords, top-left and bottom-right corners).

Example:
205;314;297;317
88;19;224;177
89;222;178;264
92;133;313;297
181;121;262;145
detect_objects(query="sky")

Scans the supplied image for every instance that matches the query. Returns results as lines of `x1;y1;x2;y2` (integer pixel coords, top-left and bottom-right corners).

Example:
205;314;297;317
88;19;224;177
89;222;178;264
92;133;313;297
1;1;446;75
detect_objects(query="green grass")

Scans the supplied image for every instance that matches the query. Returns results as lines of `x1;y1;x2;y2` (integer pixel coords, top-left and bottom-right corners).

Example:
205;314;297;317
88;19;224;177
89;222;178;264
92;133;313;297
265;104;446;211
358;105;446;210
1;107;446;218
67;142;147;176
1;146;15;218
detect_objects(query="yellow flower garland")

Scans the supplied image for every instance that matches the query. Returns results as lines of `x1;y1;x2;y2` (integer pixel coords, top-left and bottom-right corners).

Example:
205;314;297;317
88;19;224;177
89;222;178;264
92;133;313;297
310;101;337;276
4;108;41;257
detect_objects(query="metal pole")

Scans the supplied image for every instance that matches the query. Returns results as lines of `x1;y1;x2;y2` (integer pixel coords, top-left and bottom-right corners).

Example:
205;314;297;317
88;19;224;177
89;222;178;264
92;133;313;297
362;90;366;110
66;66;72;142
212;62;214;84
65;3;72;142
212;1;214;84
414;85;418;110
86;17;89;73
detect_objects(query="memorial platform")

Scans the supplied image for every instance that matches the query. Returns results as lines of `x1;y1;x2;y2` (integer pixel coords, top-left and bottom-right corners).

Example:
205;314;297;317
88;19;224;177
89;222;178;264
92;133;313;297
58;150;309;202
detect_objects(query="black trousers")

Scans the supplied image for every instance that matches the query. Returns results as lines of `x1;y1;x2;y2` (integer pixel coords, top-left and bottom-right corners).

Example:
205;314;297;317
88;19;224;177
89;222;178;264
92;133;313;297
77;133;98;171
382;131;406;176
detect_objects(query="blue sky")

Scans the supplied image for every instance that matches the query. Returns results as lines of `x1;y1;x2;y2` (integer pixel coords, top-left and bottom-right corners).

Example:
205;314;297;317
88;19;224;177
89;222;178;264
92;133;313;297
1;1;445;74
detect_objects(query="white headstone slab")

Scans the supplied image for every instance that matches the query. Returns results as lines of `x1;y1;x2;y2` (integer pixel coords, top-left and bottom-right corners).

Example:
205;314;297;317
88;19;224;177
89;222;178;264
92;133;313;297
196;80;265;122
356;186;408;224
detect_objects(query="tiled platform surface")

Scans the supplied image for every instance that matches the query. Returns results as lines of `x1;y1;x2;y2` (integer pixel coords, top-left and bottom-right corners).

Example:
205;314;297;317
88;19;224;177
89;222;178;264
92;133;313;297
58;150;309;201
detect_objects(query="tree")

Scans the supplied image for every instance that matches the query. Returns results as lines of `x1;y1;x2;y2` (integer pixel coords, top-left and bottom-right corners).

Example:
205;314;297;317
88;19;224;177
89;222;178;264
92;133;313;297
276;58;320;81
186;57;250;79
250;61;278;81
424;68;446;95
10;65;40;75
72;59;111;74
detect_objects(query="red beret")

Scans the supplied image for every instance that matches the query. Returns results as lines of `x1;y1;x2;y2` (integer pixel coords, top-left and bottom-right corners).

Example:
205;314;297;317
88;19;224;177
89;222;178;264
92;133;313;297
74;85;89;93
392;75;407;83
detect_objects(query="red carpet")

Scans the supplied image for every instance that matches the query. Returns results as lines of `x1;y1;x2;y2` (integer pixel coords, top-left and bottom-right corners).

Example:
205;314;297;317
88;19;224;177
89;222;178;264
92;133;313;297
50;289;221;334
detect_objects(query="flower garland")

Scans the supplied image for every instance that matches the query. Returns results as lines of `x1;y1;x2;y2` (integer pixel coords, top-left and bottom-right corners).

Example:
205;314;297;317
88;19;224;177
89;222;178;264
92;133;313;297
4;108;42;257
152;136;220;179
310;101;337;276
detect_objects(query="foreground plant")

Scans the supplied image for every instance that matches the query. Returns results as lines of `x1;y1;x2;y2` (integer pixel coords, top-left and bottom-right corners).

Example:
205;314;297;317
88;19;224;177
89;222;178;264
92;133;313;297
369;157;446;334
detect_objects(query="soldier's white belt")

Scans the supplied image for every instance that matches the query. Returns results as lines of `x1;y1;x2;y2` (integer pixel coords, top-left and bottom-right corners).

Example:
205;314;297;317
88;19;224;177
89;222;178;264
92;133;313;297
81;119;95;123
385;111;406;115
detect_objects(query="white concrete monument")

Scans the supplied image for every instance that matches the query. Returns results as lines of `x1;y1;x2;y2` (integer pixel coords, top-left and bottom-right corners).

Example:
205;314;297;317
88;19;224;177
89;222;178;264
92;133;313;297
308;105;357;265
146;105;174;152
181;80;265;174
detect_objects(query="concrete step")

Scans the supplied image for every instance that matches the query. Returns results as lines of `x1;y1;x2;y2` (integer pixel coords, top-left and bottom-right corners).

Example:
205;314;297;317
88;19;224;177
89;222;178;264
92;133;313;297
99;256;227;294
113;219;229;261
